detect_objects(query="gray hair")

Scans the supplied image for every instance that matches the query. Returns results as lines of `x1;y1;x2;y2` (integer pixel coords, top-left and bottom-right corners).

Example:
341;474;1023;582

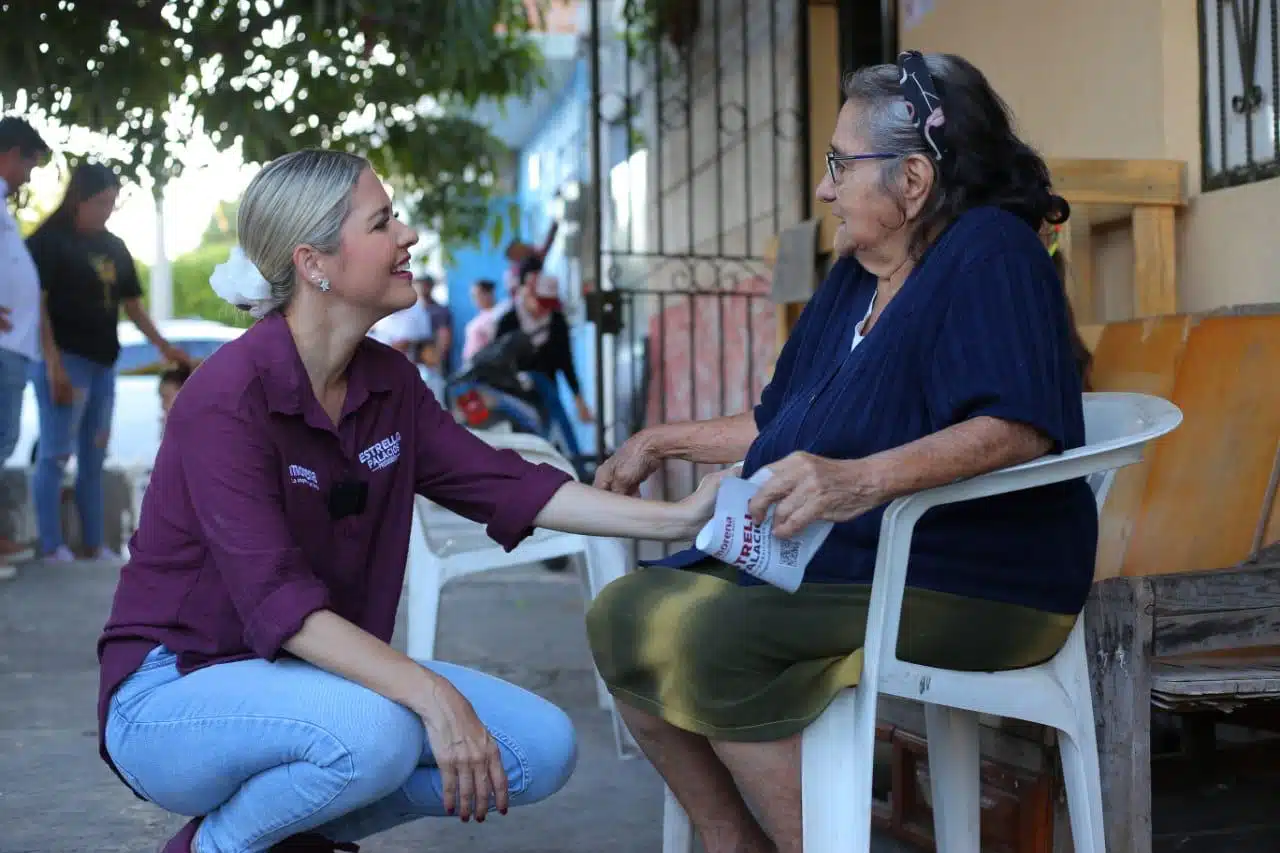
840;54;1065;258
236;149;368;318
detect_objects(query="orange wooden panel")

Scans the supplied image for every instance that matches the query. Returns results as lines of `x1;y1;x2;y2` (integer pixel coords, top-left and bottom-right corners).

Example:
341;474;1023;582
1087;316;1195;580
1122;315;1280;577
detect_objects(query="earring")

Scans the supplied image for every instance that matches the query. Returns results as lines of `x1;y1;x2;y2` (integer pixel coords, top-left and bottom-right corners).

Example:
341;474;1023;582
317;277;330;292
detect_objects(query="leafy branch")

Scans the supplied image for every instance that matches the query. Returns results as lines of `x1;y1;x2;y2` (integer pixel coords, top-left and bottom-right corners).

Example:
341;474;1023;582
0;0;549;249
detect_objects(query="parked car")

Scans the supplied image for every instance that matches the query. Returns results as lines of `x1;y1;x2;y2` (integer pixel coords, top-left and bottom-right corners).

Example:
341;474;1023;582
4;318;245;469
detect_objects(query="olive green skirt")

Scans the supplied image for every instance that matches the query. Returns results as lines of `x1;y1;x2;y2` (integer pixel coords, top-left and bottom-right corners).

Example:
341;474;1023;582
584;562;1076;742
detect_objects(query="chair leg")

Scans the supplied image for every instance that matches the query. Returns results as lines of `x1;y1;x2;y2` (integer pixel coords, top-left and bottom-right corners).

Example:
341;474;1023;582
923;705;981;853
662;784;696;853
405;517;442;661
577;545;617;713
803;690;873;853
1058;725;1106;853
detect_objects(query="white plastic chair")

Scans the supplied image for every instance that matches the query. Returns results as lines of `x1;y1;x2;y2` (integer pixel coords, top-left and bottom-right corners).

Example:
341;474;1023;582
661;392;1184;853
404;429;638;756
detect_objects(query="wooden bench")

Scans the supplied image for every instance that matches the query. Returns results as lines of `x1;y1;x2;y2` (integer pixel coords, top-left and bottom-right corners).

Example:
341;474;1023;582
1085;543;1280;853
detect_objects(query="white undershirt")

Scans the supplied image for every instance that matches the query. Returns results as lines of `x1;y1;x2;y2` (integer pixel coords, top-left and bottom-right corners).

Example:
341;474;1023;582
0;178;42;361
850;290;877;352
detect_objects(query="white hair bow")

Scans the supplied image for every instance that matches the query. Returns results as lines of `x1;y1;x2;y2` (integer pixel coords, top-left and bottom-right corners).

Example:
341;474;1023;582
209;246;271;309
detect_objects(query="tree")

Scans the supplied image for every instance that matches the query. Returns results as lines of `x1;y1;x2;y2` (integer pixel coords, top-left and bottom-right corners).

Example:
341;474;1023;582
170;240;256;329
201;199;239;243
0;0;545;250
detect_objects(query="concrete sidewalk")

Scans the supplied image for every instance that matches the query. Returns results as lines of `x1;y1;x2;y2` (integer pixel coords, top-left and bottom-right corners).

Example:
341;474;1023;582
0;559;911;853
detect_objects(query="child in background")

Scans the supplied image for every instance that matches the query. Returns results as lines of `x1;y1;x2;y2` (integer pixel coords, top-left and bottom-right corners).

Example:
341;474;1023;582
158;363;192;429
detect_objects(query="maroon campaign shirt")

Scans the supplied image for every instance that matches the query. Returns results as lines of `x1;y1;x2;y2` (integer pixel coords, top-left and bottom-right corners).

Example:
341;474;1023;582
96;312;572;781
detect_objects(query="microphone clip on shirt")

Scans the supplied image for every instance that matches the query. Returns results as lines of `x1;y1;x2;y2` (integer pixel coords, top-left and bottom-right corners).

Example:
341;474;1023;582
328;479;368;521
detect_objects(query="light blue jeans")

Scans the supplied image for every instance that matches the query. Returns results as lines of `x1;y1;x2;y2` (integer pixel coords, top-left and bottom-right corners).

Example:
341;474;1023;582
0;348;29;463
105;646;578;852
29;352;115;554
530;372;584;470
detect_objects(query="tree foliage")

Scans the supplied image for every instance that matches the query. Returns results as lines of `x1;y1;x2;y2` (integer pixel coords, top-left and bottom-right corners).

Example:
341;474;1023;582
0;0;546;249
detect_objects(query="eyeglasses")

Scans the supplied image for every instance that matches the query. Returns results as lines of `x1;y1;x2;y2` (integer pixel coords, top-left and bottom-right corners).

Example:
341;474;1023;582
826;151;897;183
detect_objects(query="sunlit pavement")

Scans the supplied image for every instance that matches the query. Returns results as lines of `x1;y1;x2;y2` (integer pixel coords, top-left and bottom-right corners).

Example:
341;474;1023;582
0;559;914;852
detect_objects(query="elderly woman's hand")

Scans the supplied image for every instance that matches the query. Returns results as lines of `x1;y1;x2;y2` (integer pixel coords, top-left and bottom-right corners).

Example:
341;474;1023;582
747;451;885;539
594;431;663;495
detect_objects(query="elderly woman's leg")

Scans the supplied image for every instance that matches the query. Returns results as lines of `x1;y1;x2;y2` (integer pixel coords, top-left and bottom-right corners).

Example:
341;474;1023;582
711;737;803;853
587;565;864;853
618;704;775;853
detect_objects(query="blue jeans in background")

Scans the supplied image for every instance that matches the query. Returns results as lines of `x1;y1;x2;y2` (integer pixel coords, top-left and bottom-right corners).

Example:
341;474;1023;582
0;348;29;464
29;352;115;555
530;372;584;473
106;646;577;852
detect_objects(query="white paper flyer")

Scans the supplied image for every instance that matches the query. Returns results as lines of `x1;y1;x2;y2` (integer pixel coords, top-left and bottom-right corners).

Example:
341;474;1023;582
693;469;834;593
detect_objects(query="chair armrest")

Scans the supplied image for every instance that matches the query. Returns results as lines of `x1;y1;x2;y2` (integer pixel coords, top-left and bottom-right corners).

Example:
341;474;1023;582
859;442;1145;680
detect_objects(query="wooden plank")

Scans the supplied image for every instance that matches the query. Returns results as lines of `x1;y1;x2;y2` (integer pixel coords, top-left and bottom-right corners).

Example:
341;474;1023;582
1253;440;1280;558
1149;550;1280;611
1086;316;1194;580
1131;206;1178;317
1154;609;1280;658
1062;209;1096;325
807;2;841;254
1085;576;1155;853
1123;317;1280;577
1077;322;1105;354
1149;553;1280;656
1152;653;1280;686
1046;158;1188;207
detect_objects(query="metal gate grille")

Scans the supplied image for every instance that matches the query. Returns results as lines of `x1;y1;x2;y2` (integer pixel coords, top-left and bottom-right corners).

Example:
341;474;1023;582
584;0;812;551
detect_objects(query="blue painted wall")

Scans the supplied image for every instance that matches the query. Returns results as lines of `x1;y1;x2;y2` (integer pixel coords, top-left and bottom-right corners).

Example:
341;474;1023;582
441;59;598;458
512;59;596;457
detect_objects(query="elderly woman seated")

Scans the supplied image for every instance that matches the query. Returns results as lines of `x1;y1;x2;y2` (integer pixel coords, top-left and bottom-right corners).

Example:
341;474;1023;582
585;51;1095;853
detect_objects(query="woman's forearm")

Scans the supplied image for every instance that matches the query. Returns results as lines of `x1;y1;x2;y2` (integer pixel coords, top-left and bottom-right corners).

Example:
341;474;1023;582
648;412;758;465
39;298;61;370
122;297;170;350
534;481;700;541
283;609;441;716
862;416;1052;503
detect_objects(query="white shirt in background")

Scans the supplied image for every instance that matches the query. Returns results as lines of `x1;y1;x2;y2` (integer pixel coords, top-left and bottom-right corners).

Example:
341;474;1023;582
368;301;432;351
0;177;42;361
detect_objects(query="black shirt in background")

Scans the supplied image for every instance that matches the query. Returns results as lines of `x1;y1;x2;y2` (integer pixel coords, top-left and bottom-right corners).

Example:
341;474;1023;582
495;309;581;395
27;226;143;367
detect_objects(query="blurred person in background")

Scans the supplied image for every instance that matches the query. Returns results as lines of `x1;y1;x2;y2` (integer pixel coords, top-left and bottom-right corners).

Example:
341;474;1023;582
460;278;503;365
26;162;192;563
502;213;559;297
495;266;592;474
367;279;431;358
0;115;52;579
413;273;453;384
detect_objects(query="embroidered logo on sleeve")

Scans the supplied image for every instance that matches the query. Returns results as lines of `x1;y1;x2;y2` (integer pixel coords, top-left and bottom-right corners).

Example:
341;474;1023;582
358;432;402;472
289;464;320;490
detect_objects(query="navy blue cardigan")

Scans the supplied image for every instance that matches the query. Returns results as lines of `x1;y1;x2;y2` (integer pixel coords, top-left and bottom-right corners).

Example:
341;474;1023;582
652;206;1098;615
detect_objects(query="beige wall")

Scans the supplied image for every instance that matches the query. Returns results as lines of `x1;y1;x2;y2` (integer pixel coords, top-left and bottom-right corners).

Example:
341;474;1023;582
902;0;1280;315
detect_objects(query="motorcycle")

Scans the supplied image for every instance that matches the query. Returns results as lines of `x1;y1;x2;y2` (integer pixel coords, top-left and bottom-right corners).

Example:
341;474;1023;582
447;330;550;436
